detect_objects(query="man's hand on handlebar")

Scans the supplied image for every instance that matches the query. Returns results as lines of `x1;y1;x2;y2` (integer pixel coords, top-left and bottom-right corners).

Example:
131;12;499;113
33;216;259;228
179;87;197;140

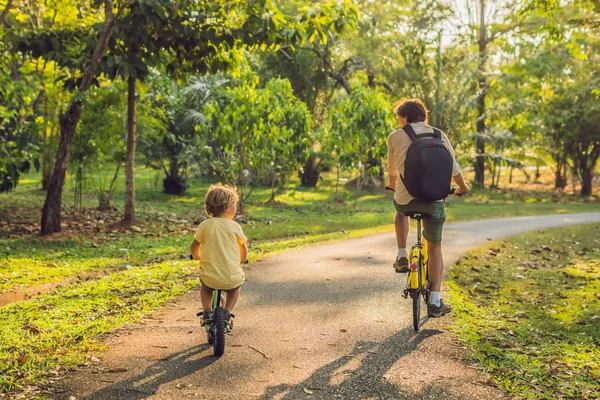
452;186;469;197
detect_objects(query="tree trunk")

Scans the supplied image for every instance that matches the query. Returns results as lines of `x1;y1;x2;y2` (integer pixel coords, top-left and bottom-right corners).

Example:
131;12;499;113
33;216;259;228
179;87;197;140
108;161;121;196
580;167;593;197
0;0;13;26
268;174;276;203
554;157;567;190
474;0;487;188
495;162;502;188
123;75;137;225
335;164;340;196
40;104;82;234
300;154;321;187
578;145;599;197
434;30;442;127
40;0;118;235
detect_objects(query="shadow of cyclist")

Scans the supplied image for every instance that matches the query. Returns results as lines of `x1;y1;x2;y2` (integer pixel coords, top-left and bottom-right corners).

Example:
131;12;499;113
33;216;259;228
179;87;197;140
81;344;214;400
259;327;443;400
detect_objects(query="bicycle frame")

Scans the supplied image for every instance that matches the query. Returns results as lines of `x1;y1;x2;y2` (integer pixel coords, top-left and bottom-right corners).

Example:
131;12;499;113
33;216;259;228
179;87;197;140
406;218;428;291
204;289;222;333
212;289;221;310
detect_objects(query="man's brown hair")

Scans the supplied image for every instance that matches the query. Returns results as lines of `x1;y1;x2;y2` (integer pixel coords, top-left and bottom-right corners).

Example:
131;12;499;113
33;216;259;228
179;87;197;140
205;183;239;217
394;98;429;124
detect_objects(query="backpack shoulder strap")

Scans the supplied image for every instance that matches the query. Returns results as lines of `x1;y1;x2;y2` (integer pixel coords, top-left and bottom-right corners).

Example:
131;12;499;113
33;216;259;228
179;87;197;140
415;128;442;140
402;124;418;141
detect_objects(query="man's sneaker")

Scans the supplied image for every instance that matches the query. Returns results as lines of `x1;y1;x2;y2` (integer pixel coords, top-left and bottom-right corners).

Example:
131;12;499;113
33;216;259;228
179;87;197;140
428;300;452;317
393;256;409;273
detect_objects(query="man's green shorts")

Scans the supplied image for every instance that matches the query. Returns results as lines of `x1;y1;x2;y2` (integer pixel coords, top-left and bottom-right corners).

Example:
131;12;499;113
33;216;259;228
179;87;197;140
393;199;446;243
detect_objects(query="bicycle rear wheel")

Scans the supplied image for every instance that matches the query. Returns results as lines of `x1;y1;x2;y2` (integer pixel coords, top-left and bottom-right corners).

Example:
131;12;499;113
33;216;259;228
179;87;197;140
212;307;226;356
411;288;421;332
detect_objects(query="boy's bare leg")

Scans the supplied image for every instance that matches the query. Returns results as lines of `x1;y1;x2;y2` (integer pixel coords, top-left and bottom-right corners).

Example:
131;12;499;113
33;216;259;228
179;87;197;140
200;285;214;312
427;241;443;291
224;287;241;312
395;212;409;248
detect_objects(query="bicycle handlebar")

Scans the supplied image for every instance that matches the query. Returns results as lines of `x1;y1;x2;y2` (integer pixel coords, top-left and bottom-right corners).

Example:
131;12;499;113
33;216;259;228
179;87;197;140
189;254;249;264
385;186;463;197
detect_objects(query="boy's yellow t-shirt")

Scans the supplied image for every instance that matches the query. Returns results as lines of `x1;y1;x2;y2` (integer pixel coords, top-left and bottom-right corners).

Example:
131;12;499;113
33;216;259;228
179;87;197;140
194;217;247;290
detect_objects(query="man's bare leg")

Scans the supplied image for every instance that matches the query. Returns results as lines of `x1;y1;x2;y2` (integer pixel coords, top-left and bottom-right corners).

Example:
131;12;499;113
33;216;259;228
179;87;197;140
427;241;443;292
394;213;410;272
395;212;409;249
427;241;451;316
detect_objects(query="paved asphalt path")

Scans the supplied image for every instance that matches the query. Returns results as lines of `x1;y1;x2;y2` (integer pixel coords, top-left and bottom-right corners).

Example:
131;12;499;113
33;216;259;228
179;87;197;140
58;213;600;400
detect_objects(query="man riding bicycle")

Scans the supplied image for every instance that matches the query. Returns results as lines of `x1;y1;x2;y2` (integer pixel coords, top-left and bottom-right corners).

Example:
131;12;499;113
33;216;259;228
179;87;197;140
386;98;469;318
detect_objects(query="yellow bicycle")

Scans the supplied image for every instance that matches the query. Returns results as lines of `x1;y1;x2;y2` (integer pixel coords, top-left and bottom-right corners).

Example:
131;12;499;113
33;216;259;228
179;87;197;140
402;212;430;332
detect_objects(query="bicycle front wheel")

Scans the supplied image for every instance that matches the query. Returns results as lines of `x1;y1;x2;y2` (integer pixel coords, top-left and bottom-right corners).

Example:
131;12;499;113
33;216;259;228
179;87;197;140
411;288;421;332
213;307;226;357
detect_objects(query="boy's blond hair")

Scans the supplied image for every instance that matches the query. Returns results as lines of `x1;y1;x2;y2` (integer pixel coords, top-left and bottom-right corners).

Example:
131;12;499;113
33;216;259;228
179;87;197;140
205;183;239;217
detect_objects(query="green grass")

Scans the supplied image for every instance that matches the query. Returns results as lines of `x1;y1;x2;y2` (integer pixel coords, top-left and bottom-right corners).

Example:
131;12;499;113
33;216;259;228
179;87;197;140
1;167;597;294
449;223;600;399
0;260;200;396
0;167;598;396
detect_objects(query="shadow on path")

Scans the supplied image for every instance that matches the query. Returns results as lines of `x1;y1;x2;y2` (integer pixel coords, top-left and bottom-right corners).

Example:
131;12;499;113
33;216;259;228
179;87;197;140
83;344;214;400
260;327;443;400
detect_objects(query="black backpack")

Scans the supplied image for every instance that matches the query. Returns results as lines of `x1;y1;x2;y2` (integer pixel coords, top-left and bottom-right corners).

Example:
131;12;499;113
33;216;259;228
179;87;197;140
400;124;453;201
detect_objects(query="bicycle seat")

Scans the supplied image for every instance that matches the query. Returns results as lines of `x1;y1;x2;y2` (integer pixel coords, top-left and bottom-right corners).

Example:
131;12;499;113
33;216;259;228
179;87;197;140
404;211;432;219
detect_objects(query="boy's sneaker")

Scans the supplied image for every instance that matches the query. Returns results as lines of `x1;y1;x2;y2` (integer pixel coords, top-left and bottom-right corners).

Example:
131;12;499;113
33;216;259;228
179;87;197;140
393;257;409;273
224;310;234;332
428;300;452;317
197;310;212;326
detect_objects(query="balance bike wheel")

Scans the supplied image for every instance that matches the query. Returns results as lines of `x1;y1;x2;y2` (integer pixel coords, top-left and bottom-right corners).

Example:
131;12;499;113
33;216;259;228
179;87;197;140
213;307;226;356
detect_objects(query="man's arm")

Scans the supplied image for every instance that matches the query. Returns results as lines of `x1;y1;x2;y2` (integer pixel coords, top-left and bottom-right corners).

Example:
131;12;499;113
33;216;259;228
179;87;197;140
190;239;201;260
387;134;398;191
388;174;398;191
452;172;470;195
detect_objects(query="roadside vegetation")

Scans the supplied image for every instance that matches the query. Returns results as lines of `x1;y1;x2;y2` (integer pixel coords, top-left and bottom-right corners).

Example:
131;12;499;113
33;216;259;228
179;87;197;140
450;223;600;399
